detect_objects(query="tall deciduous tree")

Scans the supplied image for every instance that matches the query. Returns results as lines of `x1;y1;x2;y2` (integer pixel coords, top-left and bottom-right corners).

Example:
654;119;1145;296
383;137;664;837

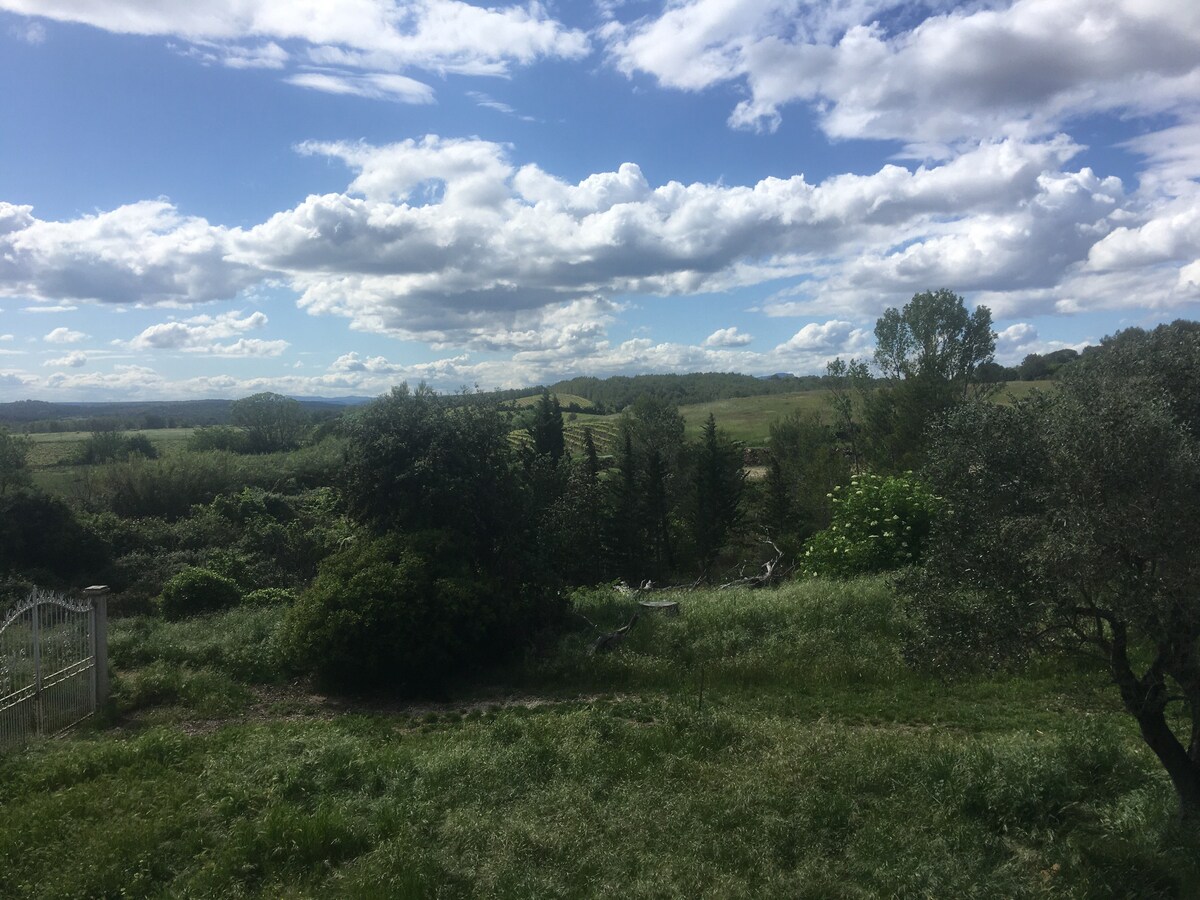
909;320;1200;819
231;392;308;453
873;288;996;391
863;290;997;471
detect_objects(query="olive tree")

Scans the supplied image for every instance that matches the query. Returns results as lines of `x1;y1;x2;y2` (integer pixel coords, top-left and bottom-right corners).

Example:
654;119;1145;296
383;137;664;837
909;321;1200;818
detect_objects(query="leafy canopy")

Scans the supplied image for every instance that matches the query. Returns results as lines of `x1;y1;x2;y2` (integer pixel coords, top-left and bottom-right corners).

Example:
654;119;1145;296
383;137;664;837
909;320;1200;817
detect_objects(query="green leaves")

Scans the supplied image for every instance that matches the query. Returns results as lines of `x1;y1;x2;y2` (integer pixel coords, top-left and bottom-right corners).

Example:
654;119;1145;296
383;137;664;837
800;473;940;578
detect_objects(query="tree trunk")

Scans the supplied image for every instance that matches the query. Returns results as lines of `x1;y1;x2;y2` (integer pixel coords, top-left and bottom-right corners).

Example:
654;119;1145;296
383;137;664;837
1109;624;1200;820
1136;709;1200;820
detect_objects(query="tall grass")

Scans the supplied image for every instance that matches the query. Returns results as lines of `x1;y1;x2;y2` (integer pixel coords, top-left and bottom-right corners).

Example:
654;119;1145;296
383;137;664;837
1;577;1196;897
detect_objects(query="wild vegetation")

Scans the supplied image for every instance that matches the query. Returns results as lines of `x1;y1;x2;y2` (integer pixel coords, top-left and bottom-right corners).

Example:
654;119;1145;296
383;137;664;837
2;292;1198;896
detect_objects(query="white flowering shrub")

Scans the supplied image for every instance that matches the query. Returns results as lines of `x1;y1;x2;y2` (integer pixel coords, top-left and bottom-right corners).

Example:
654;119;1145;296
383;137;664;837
800;473;940;577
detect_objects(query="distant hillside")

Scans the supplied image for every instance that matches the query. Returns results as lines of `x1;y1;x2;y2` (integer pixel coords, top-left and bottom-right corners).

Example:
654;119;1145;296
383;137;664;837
506;392;595;410
546;372;828;411
0;396;370;432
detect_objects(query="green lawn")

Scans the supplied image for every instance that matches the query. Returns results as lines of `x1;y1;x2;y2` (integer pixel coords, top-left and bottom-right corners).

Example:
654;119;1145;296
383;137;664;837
1;578;1195;898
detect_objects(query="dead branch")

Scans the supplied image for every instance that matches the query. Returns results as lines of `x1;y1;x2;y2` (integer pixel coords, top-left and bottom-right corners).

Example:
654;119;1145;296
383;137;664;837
720;539;791;590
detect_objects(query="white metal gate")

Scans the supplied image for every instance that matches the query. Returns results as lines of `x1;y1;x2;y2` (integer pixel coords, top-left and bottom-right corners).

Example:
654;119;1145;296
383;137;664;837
0;587;109;751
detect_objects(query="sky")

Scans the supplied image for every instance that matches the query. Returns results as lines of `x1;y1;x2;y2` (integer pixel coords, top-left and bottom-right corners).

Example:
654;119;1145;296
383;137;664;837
0;0;1198;401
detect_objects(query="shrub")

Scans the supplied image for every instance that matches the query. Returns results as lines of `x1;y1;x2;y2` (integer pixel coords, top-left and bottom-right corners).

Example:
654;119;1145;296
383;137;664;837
0;488;108;581
158;567;242;619
800;473;939;578
282;536;530;693
186;426;248;454
243;587;297;606
75;431;159;465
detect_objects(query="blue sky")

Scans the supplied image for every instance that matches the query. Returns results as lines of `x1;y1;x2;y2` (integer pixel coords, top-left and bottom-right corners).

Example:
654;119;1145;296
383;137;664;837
1;0;1198;400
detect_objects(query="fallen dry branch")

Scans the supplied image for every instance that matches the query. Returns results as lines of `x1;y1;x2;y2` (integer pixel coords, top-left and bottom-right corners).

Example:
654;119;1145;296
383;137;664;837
719;539;791;590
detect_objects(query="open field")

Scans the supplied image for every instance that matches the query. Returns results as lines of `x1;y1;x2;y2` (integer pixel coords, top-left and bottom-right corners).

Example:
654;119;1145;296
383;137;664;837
24;428;199;470
676;382;1054;446
1;578;1195;898
678;391;833;444
506;381;1057;453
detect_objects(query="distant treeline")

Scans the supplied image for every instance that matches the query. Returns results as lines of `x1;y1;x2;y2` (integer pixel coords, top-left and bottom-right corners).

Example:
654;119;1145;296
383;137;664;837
980;348;1084;383
1;349;1087;433
0;398;354;433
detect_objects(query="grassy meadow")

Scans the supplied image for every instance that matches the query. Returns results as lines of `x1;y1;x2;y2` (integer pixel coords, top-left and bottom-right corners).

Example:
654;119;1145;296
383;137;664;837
2;577;1196;898
26;428;199;497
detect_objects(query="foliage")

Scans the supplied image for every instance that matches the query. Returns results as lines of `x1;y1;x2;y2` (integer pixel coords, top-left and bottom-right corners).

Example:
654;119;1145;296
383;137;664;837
74;430;159;465
834;290;997;473
0;427;31;496
907;320;1200;817
243;587;298;606
100;440;345;519
600;399;687;581
0;488;106;582
873;288;996;388
158;567;243;619
282;536;543;693
1017;347;1080;381
186;426;248;454
800;473;939;578
687;413;745;575
340;385;534;585
526;388;565;463
763;410;849;544
230;392;308;454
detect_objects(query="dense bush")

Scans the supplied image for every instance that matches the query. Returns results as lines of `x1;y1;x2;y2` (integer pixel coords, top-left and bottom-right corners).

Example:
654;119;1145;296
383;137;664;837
158;567;242;619
75;430;159;465
186;426;248;454
0;488;108;582
800;473;939;578
102;441;345;519
243;587;298;606
282;536;544;693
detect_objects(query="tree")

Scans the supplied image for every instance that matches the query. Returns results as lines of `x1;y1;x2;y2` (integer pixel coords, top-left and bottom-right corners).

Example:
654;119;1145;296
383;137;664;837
0;428;31;496
863;290;997;471
767;410;849;542
230;392;308;453
612;395;687;580
688;414;745;577
824;358;870;469
908;321;1200;819
527;388;565;463
340;384;531;583
873;288;996;391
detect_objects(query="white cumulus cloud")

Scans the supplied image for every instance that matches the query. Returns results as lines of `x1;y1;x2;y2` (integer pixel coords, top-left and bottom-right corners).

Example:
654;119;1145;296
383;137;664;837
44;327;88;343
127;310;288;355
44;351;88;368
605;0;1200;142
1;0;589;101
704;327;753;347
